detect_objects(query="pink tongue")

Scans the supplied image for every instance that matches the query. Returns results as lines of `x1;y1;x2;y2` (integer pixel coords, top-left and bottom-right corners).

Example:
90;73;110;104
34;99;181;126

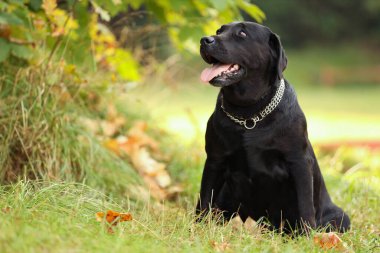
200;64;232;83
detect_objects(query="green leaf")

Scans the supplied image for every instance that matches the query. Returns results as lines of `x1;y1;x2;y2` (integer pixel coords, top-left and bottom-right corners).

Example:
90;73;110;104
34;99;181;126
236;0;266;23
168;0;188;11
109;49;140;81
178;25;203;42
29;0;43;11
210;0;229;11
0;38;11;62
0;3;8;9
128;0;143;10
145;2;167;23
0;12;24;25
7;0;24;5
10;44;33;59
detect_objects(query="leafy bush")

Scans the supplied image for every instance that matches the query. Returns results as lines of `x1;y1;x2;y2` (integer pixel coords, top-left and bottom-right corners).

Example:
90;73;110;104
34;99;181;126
0;0;264;82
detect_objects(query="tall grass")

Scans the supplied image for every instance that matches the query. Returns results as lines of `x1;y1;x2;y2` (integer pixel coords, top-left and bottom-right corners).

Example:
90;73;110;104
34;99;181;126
0;62;141;196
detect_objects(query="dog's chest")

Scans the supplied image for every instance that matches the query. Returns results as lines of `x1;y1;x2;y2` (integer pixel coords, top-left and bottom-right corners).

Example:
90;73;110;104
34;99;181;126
217;126;290;180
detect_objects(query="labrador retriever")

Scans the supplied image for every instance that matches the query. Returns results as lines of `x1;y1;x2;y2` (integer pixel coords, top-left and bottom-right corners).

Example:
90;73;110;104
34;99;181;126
196;21;350;234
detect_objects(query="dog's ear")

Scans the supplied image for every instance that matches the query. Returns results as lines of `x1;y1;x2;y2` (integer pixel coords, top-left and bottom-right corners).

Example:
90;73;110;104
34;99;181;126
269;33;287;80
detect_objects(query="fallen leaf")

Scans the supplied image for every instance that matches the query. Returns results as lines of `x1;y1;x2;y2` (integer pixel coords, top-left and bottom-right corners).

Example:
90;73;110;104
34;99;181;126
96;210;132;224
2;206;11;213
103;138;121;155
165;185;184;200
230;215;244;230
210;240;231;252
230;215;259;234
313;232;351;252
96;210;132;234
126;121;159;152
132;147;171;187
243;217;257;232
102;121;183;200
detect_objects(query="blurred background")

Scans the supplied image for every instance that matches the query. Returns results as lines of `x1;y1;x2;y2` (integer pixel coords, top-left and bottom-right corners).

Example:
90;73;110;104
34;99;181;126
1;1;379;251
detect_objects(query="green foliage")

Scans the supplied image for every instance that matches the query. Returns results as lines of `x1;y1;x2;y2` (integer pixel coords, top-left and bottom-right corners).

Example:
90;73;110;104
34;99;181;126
0;0;264;82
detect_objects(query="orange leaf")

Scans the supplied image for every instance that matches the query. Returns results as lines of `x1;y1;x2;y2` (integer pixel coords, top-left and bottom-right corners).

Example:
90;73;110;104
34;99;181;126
95;210;132;225
103;139;121;155
313;232;351;252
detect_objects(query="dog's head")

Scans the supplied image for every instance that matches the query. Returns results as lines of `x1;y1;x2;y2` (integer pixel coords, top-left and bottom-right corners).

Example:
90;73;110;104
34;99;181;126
200;22;287;87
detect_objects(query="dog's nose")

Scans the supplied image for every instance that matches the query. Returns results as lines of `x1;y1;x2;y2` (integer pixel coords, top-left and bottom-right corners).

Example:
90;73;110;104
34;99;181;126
201;36;215;45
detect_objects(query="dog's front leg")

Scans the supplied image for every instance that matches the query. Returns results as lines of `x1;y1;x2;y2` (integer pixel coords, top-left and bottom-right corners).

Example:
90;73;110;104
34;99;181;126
287;153;316;232
196;157;226;219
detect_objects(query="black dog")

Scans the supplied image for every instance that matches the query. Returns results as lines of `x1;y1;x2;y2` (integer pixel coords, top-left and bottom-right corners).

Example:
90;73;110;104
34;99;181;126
196;22;350;234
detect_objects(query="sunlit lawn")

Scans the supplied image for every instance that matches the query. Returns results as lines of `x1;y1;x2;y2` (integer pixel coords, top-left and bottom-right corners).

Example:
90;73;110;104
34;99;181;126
123;81;380;145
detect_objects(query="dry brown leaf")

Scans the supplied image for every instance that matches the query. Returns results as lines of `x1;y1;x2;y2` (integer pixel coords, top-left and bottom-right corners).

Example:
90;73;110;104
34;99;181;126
313;232;351;252
210;240;231;252
100;120;123;137
102;121;182;200
243;217;257;232
131;147;171;188
80;118;99;135
165;185;184;200
127;121;159;152
230;216;258;232
230;215;244;230
80;104;126;138
2;206;11;213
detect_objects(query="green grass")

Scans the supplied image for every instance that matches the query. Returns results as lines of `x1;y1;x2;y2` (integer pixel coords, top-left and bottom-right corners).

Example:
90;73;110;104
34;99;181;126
0;162;379;253
1;47;380;252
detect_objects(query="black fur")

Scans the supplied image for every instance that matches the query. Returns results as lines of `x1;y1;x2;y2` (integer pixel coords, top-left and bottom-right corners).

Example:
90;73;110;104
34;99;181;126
196;22;350;234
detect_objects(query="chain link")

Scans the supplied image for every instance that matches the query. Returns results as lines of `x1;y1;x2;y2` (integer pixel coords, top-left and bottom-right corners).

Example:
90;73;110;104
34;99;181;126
221;79;285;130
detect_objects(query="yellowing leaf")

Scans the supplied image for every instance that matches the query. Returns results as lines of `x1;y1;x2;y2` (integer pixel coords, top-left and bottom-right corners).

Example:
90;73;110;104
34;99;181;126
108;49;140;81
42;0;57;16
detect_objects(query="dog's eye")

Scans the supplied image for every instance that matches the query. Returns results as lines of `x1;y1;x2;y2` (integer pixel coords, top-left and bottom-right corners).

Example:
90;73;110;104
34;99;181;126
216;29;222;35
239;30;247;37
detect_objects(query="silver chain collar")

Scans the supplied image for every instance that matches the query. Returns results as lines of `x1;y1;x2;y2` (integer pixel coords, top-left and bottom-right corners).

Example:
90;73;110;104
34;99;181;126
221;79;285;130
